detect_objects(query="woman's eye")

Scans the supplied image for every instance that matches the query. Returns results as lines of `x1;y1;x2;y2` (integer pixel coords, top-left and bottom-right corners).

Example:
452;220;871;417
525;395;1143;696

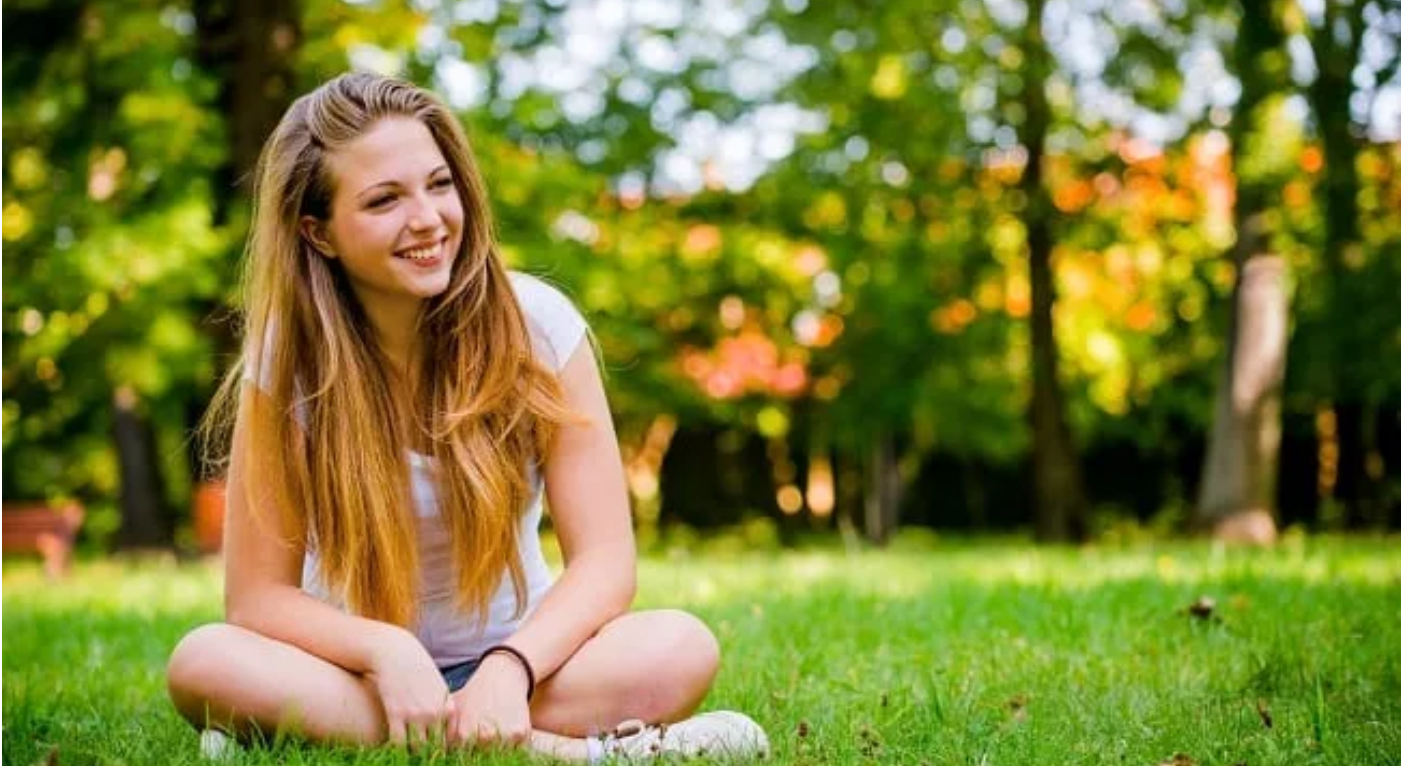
367;194;395;208
431;177;453;190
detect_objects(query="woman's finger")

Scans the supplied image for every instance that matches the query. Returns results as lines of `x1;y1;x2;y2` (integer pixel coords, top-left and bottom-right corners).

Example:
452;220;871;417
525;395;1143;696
476;722;505;749
452;714;473;748
386;714;408;747
439;696;455;746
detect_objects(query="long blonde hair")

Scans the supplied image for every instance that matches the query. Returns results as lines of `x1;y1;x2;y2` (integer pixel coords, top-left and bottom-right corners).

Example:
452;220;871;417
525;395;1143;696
203;72;574;628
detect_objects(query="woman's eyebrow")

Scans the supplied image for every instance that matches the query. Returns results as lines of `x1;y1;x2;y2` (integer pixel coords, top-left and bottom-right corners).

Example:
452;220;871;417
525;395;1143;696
356;180;400;200
356;166;450;200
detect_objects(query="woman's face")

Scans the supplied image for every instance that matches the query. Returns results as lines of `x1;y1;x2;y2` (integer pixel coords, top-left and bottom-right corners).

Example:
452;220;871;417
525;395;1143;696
307;116;465;317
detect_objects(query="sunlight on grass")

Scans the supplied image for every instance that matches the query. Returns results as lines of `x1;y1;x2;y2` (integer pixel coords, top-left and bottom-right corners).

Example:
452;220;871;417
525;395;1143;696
5;534;1397;613
3;536;1398;766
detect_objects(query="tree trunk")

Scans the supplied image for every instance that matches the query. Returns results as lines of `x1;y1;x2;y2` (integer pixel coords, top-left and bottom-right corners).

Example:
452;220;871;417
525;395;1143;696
113;387;172;549
1330;400;1371;525
863;437;901;545
193;0;301;221
1197;255;1289;543
1022;0;1088;542
1195;0;1288;544
963;458;988;529
1308;0;1371;527
190;0;301;481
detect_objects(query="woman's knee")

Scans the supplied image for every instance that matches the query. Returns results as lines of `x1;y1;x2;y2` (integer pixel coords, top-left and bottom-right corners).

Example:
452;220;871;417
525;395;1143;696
167;623;239;714
635;610;720;697
666;610;720;684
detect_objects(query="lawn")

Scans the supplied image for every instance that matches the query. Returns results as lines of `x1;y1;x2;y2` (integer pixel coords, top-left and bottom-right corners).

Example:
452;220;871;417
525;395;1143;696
3;535;1398;765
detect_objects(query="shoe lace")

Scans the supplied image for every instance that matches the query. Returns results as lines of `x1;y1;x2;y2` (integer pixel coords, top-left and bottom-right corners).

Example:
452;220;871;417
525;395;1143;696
604;719;671;758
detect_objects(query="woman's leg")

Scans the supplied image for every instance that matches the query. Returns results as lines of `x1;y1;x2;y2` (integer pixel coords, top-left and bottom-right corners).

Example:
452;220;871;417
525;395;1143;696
529;609;721;738
168;623;598;759
166;623;387;744
168;610;724;759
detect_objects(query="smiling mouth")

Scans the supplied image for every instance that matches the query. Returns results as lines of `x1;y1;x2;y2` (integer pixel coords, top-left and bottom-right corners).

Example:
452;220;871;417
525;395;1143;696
395;239;446;261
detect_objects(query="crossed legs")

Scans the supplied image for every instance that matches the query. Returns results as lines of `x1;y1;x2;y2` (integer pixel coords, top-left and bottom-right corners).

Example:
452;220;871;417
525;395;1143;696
166;609;720;759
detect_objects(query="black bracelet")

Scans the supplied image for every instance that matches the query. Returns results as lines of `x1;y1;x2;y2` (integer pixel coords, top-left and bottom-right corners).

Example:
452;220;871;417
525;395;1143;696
479;644;537;701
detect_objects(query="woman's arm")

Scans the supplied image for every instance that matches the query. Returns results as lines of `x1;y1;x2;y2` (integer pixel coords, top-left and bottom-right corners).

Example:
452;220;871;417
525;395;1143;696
495;341;638;682
223;385;405;667
224;386;450;744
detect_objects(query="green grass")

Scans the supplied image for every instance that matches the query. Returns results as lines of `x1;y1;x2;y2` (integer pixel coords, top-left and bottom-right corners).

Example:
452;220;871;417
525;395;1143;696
3;535;1399;765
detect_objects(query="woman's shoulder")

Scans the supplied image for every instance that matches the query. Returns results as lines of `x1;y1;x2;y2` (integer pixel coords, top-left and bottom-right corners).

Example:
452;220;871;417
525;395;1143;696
506;270;585;327
506;270;588;372
508;270;571;306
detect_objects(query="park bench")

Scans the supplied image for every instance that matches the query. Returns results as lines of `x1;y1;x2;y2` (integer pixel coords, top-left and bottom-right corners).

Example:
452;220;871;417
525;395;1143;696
2;502;85;578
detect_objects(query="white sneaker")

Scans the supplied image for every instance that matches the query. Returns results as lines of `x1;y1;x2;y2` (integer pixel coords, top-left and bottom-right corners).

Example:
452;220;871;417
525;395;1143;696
599;711;770;760
200;729;239;761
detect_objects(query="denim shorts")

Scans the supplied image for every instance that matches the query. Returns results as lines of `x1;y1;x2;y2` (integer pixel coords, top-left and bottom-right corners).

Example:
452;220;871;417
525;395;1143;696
439;659;482;693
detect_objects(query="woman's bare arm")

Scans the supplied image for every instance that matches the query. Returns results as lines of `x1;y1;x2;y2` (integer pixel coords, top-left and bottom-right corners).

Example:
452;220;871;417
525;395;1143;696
223;385;412;667
223;386;449;744
496;342;638;682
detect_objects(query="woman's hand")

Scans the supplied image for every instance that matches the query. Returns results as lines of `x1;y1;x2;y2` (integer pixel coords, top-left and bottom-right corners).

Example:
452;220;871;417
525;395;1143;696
447;654;533;749
365;626;454;748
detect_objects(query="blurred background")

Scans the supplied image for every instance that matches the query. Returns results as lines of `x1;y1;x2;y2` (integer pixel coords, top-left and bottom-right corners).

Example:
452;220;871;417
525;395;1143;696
3;0;1399;559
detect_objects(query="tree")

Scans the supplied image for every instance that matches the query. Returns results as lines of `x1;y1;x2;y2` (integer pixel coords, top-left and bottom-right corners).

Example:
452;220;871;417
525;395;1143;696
1020;0;1089;541
193;0;301;222
1195;0;1292;543
1300;0;1401;526
189;0;302;489
3;0;230;547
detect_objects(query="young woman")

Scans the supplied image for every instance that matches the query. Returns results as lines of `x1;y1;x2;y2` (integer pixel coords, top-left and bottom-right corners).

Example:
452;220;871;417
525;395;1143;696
166;72;768;762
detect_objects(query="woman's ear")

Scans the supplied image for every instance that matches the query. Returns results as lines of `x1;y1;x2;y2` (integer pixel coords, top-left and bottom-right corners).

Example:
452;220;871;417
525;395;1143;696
299;216;337;259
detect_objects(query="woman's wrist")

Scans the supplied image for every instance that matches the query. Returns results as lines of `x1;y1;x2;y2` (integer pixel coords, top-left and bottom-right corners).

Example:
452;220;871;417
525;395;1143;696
479;644;537;700
361;621;424;674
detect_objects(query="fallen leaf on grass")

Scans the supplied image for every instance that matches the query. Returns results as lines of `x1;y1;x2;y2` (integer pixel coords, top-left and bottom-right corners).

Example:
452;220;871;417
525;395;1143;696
1187;596;1216;618
1181;595;1221;622
1255;698;1273;729
856;724;880;757
1156;754;1197;766
795;720;810;739
1007;694;1029;723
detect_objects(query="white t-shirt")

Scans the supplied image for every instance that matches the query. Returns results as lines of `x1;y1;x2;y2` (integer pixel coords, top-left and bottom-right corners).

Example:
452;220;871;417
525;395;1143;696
244;271;587;666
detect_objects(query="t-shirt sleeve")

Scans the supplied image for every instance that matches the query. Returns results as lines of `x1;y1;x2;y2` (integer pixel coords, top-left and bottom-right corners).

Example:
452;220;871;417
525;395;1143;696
509;272;588;373
239;321;309;428
241;322;277;393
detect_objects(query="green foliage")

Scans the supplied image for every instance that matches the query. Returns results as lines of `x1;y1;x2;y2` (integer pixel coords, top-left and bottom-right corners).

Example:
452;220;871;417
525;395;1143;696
2;0;1399;534
3;0;230;507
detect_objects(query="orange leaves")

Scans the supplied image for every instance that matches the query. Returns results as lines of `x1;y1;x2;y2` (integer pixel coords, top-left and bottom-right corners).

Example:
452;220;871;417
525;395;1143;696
1283;180;1312;210
1053;179;1095;213
1300;145;1324;174
1005;275;1032;318
794;311;845;348
1124;302;1157;332
682;224;723;261
680;329;808;400
930;299;978;335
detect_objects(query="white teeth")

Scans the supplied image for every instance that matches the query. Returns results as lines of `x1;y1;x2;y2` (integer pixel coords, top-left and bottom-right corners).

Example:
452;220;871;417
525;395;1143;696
399;242;440;261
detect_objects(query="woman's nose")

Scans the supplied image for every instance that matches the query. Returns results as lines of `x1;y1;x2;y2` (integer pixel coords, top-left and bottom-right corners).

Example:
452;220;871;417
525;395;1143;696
406;194;443;232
